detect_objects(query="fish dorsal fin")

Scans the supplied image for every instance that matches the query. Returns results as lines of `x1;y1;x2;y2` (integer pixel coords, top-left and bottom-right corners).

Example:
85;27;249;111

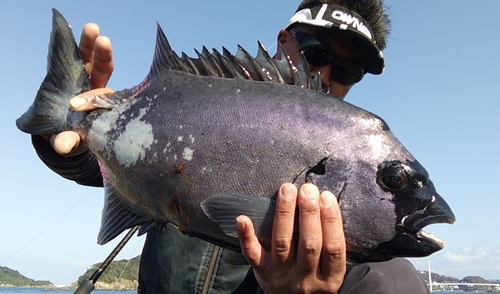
98;178;154;245
134;23;323;94
131;23;175;97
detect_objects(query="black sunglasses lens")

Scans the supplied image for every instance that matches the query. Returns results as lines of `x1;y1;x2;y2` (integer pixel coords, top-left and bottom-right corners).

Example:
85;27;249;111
330;62;363;85
302;47;332;67
304;48;363;85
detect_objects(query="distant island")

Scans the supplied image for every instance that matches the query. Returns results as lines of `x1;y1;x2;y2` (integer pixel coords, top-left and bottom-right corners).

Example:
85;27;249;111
1;255;140;290
2;257;499;291
416;270;500;292
0;266;53;288
71;255;140;290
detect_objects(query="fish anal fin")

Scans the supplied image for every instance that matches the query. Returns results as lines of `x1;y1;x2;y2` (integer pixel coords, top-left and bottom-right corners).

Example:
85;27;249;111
98;181;154;245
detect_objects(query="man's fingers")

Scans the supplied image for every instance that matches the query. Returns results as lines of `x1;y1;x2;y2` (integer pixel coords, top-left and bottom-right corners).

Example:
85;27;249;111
78;23;114;89
70;88;114;111
79;23;100;76
271;183;297;264
319;191;346;280
236;215;266;269
296;184;322;271
90;36;114;89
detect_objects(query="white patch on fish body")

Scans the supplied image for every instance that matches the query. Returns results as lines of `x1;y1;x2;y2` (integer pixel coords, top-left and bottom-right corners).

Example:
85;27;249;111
351;116;384;130
183;147;194;161
178;136;183;142
89;110;120;155
189;134;195;144
114;118;154;167
90;100;155;168
367;134;391;161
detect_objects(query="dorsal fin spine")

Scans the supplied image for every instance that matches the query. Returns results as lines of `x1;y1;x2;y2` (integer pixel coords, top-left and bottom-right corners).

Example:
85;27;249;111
223;47;253;80
182;52;201;75
212;48;244;79
202;46;225;77
195;48;218;77
256;41;284;84
236;45;270;81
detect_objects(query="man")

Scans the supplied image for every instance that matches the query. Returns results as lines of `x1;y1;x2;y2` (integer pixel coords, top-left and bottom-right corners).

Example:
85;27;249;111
33;0;430;293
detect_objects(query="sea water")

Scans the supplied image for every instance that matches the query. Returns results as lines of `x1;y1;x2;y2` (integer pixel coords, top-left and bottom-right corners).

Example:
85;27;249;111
0;289;136;294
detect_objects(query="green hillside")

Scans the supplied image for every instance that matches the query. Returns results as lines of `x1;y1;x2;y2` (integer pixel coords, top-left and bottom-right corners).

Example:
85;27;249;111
72;255;140;290
0;266;53;287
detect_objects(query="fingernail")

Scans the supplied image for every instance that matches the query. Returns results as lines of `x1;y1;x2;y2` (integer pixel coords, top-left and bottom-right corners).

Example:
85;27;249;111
236;215;246;231
280;184;295;200
70;97;87;109
320;192;335;209
301;184;319;200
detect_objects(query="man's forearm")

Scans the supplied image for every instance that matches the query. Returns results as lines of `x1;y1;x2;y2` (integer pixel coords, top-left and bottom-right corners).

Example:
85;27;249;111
31;135;103;187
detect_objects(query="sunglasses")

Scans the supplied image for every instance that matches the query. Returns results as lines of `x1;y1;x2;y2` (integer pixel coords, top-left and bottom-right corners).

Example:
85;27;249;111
290;29;365;86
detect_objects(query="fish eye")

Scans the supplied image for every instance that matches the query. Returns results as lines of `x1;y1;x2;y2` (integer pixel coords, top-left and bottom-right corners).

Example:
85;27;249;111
381;165;408;190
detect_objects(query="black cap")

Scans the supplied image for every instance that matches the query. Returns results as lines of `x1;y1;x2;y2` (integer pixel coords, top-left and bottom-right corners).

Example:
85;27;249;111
286;4;385;75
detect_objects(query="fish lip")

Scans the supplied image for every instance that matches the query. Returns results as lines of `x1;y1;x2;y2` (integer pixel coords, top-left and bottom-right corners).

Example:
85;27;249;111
402;197;456;234
403;213;455;233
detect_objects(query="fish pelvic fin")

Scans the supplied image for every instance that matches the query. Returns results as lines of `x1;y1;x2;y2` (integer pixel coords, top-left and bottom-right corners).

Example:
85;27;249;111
200;193;275;251
98;178;154;245
16;9;89;135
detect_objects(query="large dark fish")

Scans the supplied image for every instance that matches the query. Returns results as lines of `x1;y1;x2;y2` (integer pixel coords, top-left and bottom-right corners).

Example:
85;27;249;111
17;9;455;263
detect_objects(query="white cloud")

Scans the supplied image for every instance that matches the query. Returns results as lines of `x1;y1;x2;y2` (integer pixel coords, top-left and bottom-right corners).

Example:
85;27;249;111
71;260;95;268
444;246;491;263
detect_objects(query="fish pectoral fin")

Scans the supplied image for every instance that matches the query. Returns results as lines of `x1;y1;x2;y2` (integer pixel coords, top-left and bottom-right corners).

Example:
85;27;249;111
200;193;275;239
98;185;154;245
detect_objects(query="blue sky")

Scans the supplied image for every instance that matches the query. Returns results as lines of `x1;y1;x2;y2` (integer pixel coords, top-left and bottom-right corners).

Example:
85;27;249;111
1;0;499;286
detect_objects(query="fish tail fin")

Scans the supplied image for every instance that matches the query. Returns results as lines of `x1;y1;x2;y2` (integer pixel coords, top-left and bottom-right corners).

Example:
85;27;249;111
16;8;89;135
201;194;275;250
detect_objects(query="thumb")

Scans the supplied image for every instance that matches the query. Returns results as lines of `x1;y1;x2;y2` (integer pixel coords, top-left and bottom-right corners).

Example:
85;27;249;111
70;88;114;111
51;131;86;156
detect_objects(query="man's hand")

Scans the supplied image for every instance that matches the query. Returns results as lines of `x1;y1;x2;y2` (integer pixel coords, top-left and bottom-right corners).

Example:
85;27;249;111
79;23;114;89
46;23;114;156
237;183;346;293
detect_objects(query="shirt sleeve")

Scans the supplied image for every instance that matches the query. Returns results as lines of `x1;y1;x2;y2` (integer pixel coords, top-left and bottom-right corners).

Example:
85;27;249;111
338;258;430;294
31;135;104;187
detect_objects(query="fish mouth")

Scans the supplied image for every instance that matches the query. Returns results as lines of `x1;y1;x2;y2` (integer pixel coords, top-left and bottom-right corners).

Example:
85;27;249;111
401;195;455;250
351;192;456;264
